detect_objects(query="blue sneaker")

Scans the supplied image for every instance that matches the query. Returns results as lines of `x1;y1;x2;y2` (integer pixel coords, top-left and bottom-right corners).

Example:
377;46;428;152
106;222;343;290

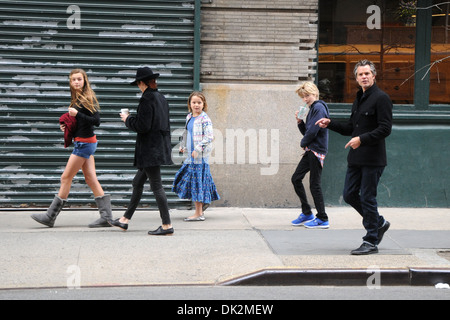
291;213;314;226
304;218;329;229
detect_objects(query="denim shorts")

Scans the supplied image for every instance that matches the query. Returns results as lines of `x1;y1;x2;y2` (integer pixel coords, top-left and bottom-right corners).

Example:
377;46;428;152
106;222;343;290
72;141;98;159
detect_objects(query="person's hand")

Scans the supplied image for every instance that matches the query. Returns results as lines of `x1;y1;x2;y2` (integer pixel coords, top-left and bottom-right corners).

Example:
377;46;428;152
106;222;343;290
345;137;361;149
60;124;66;132
315;118;330;128
68;107;78;117
120;113;129;122
191;150;198;158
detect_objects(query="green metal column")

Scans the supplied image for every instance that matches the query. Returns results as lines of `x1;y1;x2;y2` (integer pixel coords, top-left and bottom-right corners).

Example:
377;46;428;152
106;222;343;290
414;0;433;109
194;0;201;91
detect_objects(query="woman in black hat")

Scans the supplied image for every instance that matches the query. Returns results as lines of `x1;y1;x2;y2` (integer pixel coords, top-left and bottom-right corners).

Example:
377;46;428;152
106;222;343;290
111;67;174;235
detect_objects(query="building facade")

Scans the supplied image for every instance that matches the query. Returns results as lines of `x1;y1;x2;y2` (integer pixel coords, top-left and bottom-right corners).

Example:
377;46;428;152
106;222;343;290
200;0;449;208
0;0;448;208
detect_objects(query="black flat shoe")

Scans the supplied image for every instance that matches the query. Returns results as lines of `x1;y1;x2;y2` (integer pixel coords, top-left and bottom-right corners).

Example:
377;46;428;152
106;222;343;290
351;242;378;255
109;218;128;231
148;226;174;236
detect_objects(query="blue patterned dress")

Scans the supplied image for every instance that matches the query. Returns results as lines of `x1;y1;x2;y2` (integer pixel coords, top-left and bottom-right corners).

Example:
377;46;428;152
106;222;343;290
172;114;220;204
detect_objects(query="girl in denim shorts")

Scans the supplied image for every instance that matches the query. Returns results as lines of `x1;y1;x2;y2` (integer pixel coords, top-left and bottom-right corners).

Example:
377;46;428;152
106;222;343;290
31;69;113;229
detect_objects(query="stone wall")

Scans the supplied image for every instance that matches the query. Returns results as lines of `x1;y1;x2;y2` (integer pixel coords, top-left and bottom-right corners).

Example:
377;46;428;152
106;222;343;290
200;0;319;207
201;0;318;82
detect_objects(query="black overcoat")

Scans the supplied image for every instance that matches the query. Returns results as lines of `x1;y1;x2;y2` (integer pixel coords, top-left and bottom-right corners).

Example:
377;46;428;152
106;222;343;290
328;84;393;167
126;87;173;168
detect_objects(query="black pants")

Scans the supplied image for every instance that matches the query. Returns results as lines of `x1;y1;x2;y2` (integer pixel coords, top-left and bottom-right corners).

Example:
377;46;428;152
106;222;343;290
343;165;385;245
291;151;328;221
124;167;171;225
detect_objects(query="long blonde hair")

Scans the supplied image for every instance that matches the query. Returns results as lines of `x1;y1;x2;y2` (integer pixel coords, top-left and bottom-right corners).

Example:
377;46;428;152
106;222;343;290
69;69;100;113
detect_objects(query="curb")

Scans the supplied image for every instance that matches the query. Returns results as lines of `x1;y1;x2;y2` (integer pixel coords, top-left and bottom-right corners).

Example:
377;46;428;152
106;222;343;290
219;268;450;287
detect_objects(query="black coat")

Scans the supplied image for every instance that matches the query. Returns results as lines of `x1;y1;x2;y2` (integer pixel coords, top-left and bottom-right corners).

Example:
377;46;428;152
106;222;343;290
328;84;392;167
126;87;173;168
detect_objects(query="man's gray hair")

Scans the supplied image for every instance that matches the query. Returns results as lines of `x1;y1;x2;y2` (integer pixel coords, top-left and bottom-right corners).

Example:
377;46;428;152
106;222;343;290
353;59;377;78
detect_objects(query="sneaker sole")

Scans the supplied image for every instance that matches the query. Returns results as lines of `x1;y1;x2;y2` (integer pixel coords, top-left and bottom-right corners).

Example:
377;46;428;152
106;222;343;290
291;219;314;226
304;225;329;229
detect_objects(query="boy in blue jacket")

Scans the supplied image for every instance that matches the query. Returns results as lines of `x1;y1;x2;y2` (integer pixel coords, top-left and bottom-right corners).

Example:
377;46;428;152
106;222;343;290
291;82;330;229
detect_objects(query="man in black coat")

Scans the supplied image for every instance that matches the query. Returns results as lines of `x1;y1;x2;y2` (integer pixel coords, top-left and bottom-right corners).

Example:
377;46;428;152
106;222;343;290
115;67;174;236
316;60;392;255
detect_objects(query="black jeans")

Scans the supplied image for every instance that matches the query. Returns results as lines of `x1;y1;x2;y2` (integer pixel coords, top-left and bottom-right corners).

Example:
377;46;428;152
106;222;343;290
291;151;328;221
124;167;171;225
343;165;385;245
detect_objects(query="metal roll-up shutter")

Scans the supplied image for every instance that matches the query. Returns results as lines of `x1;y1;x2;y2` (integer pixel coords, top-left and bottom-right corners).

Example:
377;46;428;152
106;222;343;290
0;0;197;209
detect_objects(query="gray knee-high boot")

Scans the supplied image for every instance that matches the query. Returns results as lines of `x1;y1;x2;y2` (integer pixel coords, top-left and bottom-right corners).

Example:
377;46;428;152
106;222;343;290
89;194;113;228
31;195;67;228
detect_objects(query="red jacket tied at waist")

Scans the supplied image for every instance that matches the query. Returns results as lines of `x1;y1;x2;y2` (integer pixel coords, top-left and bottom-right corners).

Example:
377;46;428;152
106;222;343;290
59;112;77;148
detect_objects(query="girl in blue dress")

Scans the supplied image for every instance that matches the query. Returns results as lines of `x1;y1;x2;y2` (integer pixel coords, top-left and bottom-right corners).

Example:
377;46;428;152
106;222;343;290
172;92;220;221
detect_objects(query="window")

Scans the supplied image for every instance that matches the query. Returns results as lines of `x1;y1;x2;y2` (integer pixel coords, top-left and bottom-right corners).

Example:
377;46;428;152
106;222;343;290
430;0;450;104
318;0;450;106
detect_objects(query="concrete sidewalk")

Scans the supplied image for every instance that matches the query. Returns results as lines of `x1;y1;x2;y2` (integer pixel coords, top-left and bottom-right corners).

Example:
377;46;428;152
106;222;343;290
0;207;449;289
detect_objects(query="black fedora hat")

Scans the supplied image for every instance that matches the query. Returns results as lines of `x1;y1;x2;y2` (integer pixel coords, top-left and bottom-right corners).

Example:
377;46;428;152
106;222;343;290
130;67;160;85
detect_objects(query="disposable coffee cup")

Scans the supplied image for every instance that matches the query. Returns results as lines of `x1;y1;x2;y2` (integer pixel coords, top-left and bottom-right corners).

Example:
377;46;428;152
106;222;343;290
121;108;129;115
297;104;308;120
